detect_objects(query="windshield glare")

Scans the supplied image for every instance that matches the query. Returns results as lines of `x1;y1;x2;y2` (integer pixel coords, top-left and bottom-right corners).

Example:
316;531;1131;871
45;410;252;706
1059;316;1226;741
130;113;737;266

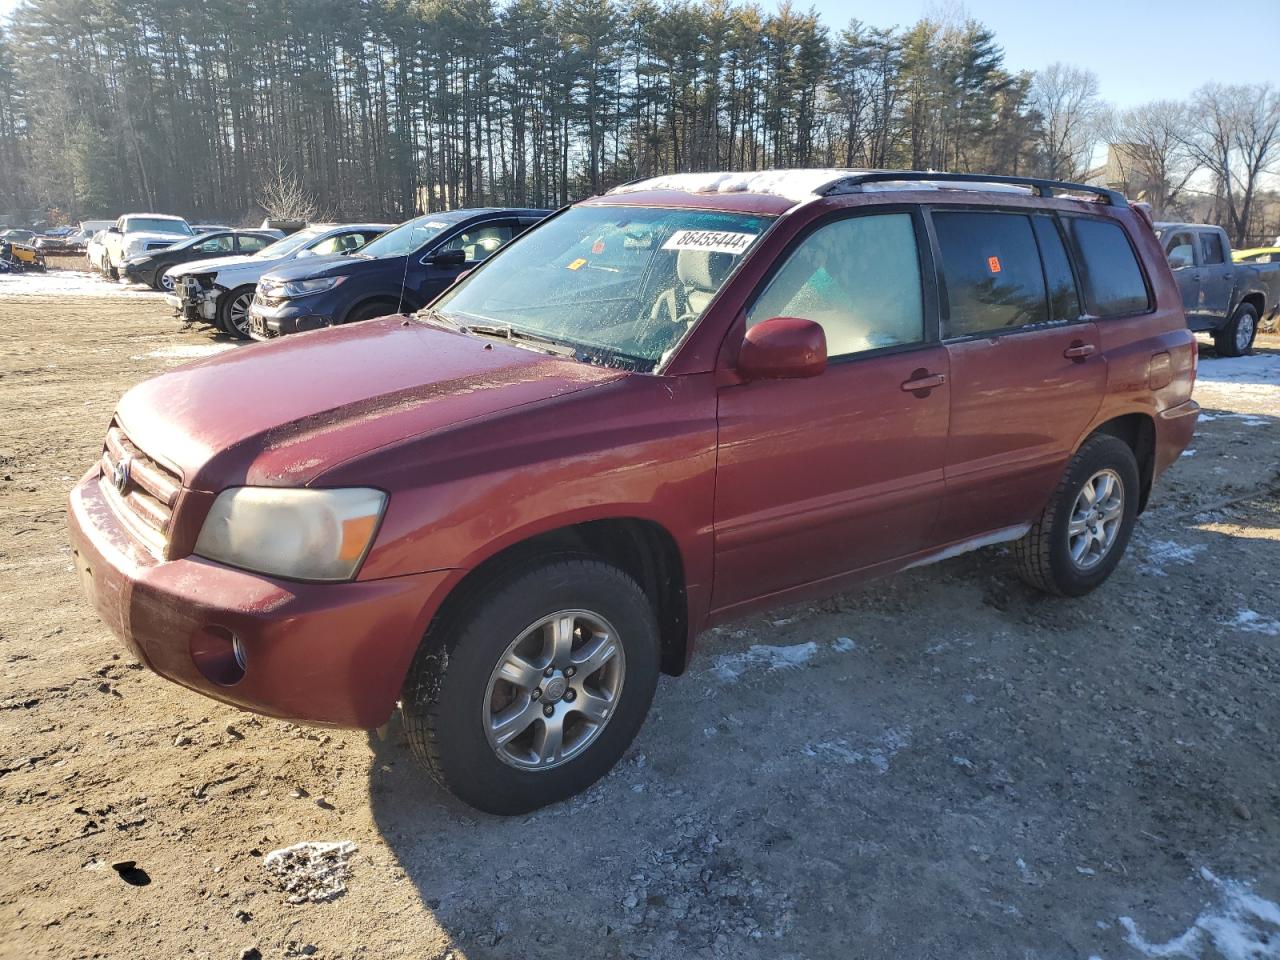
433;206;772;371
255;229;320;259
360;216;453;259
122;217;192;236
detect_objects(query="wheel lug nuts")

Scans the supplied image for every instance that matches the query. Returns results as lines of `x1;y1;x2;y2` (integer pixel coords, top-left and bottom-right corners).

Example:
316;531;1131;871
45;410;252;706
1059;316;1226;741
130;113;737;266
565;666;576;678
543;704;554;717
564;689;576;702
532;688;542;701
544;666;555;677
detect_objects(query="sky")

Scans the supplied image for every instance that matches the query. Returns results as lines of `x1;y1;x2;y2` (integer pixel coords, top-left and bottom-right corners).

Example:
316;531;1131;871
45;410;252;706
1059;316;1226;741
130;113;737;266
0;0;1275;109
808;0;1278;108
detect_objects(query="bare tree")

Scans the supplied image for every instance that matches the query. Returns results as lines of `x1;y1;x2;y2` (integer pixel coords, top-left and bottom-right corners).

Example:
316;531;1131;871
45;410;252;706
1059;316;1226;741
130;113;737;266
1030;62;1100;181
1181;83;1280;245
1099;100;1199;217
258;161;323;223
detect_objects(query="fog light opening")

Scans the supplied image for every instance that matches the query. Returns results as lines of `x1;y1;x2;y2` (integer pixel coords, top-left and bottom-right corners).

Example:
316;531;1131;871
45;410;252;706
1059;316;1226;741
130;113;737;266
190;626;247;686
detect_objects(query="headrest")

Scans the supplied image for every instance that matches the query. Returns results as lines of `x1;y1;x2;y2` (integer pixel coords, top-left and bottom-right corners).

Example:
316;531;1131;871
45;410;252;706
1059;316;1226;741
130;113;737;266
677;249;734;292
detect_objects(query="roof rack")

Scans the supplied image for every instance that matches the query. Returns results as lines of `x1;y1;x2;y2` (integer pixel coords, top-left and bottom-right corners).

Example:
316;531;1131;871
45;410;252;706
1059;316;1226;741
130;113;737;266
818;171;1127;207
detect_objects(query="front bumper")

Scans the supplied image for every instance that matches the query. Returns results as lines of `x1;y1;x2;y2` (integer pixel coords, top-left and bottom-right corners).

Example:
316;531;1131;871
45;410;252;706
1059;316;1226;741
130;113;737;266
248;297;333;341
167;284;219;324
67;468;451;728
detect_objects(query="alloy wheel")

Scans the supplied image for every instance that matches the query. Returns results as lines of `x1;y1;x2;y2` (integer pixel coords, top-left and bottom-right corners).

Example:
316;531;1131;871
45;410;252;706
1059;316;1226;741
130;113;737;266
1068;468;1124;570
1236;313;1255;352
483;609;625;771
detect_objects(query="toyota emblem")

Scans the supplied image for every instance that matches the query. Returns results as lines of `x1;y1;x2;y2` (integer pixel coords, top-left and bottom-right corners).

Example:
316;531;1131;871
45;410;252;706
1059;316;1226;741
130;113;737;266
111;456;132;494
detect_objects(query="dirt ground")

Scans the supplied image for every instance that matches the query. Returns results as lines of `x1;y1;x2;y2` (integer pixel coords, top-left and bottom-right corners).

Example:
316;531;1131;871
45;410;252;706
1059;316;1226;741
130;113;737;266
2;272;1279;960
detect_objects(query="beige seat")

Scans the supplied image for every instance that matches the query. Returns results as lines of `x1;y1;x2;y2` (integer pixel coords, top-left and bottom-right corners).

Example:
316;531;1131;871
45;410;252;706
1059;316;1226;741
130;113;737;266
651;249;735;324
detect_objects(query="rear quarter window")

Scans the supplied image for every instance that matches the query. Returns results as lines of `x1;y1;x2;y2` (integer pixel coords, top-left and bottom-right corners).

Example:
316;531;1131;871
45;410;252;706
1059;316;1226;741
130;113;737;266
1064;217;1151;318
933;210;1048;337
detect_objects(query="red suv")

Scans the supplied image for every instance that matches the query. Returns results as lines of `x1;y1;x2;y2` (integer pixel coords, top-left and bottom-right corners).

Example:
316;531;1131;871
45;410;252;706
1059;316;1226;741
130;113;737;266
68;170;1198;813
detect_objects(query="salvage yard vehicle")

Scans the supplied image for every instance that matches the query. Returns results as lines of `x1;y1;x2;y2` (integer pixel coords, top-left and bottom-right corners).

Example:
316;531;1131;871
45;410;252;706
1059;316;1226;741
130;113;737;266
0;235;45;271
36;220;114;255
101;213;194;279
86;230;112;274
165;223;391;338
249;208;548;340
121;229;284;291
68;170;1198;814
1156;222;1280;355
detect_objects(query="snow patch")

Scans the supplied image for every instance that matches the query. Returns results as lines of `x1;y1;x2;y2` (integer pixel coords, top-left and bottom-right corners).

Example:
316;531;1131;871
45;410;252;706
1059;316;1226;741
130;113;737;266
609;169;857;202
712;641;818;681
1138;539;1206;577
1196;354;1280;388
1117;867;1280;959
1226;609;1280;637
133;343;236;361
0;270;161;298
263;841;357;903
802;727;911;774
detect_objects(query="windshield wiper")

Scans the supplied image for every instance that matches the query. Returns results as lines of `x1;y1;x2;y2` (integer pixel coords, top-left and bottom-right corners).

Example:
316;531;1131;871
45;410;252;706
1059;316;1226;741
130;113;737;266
416;307;463;330
462;322;577;358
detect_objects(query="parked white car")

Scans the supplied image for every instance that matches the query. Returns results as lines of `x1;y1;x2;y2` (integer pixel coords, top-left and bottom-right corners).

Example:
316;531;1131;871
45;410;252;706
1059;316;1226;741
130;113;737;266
86;230;112;274
164;222;390;337
101;213;194;278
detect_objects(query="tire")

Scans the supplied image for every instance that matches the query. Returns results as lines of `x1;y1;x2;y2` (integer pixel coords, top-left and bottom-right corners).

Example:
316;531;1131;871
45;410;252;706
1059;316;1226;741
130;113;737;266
1213;302;1258;357
344;299;400;324
216;285;256;339
106;259;119;281
151;267;176;292
401;557;660;815
1014;433;1140;597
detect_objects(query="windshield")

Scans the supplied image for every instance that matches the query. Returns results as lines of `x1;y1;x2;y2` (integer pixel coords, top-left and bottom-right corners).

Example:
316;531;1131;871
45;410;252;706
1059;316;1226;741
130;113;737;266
122;217;192;236
433;205;773;371
359;216;454;259
255;229;321;259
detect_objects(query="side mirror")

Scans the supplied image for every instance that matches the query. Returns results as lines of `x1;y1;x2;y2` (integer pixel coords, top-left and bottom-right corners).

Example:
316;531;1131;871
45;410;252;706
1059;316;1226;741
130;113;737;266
108;226;121;234
429;248;466;267
738;316;827;381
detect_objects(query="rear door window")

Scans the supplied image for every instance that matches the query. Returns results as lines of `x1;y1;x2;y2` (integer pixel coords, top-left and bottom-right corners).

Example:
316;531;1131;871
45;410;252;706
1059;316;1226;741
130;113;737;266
1200;232;1226;265
1064;217;1151;317
933;211;1048;337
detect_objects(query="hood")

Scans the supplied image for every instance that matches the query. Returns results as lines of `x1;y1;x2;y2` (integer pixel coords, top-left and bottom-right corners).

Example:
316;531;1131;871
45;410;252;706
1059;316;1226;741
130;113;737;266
115;318;626;491
125;231;187;245
168;253;269;277
262;253;400;285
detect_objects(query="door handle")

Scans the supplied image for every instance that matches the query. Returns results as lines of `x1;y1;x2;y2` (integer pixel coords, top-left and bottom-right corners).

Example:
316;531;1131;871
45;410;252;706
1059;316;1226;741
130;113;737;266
901;371;946;393
1063;342;1096;360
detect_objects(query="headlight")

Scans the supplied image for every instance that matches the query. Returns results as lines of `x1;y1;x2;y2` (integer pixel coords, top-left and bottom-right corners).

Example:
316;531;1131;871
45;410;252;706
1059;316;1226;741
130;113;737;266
262;276;345;300
193;487;387;581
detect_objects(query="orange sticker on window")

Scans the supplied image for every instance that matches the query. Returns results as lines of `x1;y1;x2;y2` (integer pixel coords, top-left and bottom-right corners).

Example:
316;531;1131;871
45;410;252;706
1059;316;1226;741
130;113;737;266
987;255;1002;273
567;258;587;271
591;240;605;254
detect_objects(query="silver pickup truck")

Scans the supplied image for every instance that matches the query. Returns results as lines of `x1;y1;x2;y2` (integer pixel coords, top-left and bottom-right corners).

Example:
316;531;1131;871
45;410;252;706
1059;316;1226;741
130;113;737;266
1155;222;1280;356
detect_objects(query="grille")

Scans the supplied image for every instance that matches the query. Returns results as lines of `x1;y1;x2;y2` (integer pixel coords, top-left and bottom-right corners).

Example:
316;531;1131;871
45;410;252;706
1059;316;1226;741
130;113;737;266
99;421;182;555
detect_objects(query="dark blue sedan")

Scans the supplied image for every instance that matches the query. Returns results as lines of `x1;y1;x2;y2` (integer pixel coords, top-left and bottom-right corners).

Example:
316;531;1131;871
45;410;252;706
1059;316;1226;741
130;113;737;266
248;208;549;340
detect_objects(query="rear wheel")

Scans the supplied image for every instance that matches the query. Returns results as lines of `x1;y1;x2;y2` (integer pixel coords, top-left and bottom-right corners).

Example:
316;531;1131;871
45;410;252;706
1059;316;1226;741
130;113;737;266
401;557;660;814
217;285;256;339
1213;302;1258;357
1014;433;1139;597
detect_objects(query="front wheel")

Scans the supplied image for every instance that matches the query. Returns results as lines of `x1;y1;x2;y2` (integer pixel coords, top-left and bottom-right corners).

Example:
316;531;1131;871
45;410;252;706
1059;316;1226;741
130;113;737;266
217;285;256;339
401;558;660;814
152;268;176;292
1214;302;1258;357
1014;433;1139;597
